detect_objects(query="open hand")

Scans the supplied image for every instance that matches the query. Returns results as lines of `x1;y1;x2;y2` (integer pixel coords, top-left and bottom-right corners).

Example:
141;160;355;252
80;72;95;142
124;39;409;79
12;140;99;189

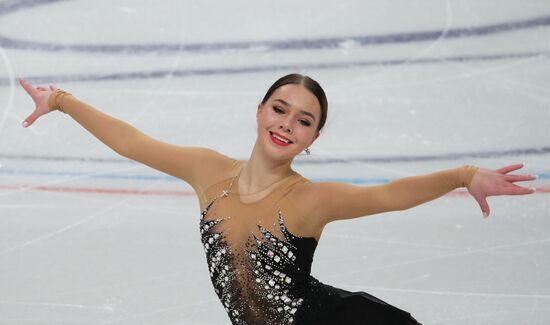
19;78;58;128
467;164;537;218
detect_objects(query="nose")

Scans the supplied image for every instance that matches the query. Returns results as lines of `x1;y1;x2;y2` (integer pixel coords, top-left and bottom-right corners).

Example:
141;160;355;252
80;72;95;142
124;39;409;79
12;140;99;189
279;117;292;134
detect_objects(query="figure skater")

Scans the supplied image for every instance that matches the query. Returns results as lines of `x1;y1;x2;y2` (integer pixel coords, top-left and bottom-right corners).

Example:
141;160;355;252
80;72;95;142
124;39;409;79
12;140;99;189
19;74;536;324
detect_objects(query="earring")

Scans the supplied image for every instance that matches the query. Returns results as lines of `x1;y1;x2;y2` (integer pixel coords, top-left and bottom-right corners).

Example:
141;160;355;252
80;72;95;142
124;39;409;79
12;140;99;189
305;148;311;155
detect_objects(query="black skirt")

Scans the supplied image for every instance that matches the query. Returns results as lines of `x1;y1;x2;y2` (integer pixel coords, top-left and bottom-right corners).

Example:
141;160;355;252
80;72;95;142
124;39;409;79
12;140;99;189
300;280;422;325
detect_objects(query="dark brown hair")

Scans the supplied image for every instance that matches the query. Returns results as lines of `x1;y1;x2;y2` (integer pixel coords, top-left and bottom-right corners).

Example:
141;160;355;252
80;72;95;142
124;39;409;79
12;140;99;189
261;73;328;132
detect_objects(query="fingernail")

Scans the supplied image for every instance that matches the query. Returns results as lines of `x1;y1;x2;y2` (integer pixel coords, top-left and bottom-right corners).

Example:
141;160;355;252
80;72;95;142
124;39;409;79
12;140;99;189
483;212;488;218
533;174;539;179
22;121;28;128
531;187;537;193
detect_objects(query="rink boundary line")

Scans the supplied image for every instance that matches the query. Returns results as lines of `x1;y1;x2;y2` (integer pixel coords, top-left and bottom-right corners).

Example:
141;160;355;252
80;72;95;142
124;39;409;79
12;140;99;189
0;184;547;197
1;0;549;55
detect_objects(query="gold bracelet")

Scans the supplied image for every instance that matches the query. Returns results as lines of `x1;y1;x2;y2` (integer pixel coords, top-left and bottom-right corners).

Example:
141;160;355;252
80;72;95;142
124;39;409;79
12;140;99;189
48;89;72;114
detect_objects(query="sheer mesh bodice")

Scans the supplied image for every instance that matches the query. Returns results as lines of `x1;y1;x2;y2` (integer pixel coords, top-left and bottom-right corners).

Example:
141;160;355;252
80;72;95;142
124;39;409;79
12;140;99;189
196;158;468;324
199;165;319;324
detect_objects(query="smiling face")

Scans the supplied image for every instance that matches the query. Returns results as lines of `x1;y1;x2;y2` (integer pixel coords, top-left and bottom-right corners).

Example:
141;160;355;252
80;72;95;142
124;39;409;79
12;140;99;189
256;84;321;162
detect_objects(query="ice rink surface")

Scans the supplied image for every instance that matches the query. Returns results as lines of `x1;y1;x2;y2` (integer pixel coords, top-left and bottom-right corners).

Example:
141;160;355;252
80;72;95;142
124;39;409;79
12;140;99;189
1;0;549;324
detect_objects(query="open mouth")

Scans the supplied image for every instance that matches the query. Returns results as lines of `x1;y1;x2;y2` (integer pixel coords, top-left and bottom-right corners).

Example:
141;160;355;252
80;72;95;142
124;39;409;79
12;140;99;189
269;131;293;146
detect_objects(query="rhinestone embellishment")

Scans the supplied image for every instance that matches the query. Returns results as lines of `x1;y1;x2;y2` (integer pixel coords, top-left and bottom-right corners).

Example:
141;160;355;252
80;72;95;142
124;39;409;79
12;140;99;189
200;197;306;324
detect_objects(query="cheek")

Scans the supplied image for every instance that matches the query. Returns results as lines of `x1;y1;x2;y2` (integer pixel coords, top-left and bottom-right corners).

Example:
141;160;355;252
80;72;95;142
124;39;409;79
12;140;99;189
261;112;282;128
296;128;316;144
256;111;269;127
257;114;275;133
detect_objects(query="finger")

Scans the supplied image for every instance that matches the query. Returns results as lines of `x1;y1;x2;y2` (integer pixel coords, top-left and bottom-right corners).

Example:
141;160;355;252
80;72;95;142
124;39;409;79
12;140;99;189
22;110;41;128
49;84;58;91
504;174;538;183
475;196;490;218
19;78;38;97
496;164;524;174
501;184;536;196
36;86;47;91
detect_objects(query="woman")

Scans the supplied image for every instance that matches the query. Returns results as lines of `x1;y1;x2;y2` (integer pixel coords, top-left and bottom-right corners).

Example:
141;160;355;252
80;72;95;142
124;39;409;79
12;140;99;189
19;74;536;324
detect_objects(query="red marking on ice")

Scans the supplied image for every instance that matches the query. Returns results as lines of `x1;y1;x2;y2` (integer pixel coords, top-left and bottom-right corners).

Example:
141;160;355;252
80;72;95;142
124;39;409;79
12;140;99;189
0;184;195;196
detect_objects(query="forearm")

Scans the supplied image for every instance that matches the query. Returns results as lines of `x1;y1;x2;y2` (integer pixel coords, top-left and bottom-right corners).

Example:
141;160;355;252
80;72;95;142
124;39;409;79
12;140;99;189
314;165;480;222
382;165;478;211
50;93;140;157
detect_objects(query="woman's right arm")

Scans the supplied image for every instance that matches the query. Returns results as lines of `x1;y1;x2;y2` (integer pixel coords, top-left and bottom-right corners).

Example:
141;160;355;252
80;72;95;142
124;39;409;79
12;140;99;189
19;79;234;191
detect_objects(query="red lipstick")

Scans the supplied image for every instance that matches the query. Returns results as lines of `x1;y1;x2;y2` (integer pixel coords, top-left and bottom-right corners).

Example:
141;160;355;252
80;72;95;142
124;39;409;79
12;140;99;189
269;131;292;147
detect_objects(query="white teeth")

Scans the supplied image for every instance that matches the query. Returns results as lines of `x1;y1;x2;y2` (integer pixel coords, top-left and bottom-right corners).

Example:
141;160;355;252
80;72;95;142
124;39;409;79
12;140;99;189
272;133;290;144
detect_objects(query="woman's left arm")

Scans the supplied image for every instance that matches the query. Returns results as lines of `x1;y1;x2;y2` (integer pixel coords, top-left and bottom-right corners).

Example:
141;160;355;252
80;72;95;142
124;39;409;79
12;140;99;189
308;164;536;225
467;164;536;217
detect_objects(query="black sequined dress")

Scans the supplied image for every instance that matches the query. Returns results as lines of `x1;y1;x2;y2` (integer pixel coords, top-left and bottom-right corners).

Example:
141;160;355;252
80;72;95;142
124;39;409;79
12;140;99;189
199;169;421;325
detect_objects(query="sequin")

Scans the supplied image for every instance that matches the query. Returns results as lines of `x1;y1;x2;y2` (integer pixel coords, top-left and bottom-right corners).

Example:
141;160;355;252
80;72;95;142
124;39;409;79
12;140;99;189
200;197;309;324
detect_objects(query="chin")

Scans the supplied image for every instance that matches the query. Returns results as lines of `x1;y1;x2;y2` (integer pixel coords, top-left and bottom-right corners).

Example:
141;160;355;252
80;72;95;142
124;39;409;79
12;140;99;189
262;140;300;162
264;147;298;163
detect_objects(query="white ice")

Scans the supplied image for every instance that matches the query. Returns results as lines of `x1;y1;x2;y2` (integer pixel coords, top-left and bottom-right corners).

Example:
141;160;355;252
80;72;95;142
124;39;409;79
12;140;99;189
0;0;549;324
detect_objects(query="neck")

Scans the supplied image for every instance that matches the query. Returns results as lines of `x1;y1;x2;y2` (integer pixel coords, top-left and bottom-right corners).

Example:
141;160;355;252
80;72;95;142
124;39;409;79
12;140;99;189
238;140;295;195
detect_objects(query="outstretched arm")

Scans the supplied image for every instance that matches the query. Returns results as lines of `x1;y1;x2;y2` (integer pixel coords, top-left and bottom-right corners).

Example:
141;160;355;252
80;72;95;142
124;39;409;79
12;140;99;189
18;79;234;192
307;164;536;226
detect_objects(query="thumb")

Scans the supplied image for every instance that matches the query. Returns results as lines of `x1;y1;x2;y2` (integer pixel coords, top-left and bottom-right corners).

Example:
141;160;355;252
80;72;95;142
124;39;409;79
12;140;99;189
22;110;41;128
475;196;491;218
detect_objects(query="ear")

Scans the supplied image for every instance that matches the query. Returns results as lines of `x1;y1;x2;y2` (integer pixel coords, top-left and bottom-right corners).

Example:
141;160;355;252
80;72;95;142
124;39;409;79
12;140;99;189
256;103;263;120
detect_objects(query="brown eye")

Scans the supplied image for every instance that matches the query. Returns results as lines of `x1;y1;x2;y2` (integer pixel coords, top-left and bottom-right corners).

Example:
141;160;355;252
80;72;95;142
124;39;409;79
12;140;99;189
273;106;284;114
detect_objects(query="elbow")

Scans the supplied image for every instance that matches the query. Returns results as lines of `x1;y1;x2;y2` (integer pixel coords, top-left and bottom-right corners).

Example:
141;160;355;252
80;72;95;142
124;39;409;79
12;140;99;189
117;138;139;160
395;205;410;212
115;145;132;159
377;199;410;213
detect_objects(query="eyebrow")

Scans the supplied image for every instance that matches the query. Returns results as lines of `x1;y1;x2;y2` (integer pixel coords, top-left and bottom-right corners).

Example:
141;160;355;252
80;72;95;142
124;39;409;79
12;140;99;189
273;99;316;121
